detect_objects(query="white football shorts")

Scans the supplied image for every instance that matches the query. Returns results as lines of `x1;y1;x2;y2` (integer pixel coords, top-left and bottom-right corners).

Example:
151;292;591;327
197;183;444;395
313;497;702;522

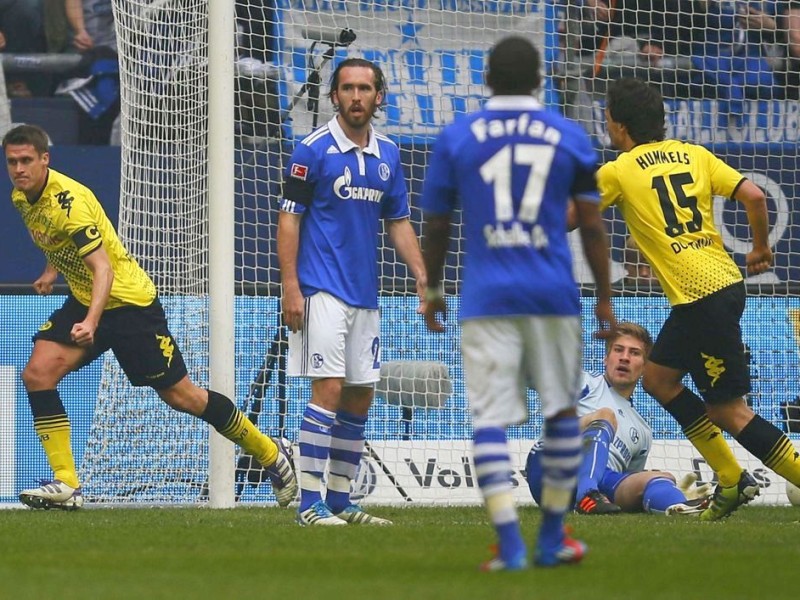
287;291;381;385
461;315;582;428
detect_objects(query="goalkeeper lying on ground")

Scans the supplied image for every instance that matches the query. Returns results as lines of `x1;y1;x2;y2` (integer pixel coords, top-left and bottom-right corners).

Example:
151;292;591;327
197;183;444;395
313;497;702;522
527;321;712;515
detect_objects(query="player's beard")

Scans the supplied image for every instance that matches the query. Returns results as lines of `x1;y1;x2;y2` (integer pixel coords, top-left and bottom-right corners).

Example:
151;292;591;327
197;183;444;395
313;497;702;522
339;104;376;130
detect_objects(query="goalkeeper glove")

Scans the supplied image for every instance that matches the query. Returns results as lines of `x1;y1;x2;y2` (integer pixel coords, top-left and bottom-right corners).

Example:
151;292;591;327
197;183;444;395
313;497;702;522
677;472;713;501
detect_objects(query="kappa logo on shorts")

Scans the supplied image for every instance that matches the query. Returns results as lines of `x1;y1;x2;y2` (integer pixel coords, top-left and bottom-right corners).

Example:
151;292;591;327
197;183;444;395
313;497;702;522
700;352;726;387
311;353;324;369
156;334;175;368
38;320;53;331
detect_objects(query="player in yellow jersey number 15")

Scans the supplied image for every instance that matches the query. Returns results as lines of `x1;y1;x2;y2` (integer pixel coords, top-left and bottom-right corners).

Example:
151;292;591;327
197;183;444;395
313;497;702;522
598;77;799;521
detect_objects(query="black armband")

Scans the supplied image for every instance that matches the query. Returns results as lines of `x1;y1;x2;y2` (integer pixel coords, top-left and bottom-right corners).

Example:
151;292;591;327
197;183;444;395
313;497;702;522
282;177;315;207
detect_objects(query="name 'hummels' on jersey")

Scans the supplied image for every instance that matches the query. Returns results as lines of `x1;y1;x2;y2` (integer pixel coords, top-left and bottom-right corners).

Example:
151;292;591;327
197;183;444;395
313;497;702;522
12;168;156;308
421;96;599;320
634;149;691;170
598;139;745;306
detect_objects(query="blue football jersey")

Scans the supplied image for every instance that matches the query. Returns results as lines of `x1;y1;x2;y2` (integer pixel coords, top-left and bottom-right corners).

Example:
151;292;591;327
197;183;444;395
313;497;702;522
577;372;652;473
420;96;600;319
281;117;410;309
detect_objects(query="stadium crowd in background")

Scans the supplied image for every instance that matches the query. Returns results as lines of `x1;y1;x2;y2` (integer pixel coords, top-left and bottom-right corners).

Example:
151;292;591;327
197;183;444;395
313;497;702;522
526;322;714;516
0;0;48;97
5;123;298;511
598;76;800;520
59;0;120;144
421;36;615;570
278;57;426;527
556;0;800;128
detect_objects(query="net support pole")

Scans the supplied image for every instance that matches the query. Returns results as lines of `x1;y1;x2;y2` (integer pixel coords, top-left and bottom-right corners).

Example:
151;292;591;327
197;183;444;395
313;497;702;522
207;0;236;508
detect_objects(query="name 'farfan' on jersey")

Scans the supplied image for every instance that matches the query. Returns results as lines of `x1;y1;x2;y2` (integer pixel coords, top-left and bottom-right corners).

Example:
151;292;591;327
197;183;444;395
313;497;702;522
420;96;600;320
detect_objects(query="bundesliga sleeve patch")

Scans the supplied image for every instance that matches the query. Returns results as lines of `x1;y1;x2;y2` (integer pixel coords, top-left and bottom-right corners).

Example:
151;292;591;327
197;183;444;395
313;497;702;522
290;164;309;180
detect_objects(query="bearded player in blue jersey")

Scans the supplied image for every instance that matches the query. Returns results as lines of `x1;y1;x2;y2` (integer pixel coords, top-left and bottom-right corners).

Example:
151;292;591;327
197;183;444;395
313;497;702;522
421;37;616;571
278;58;426;526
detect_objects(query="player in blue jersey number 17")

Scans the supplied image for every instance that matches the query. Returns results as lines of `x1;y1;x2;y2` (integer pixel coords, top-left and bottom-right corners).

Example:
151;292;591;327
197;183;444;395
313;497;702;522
420;37;616;571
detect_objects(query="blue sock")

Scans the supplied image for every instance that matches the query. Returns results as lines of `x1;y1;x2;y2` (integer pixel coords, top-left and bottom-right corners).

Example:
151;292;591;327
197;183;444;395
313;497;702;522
297;404;336;511
474;427;526;563
538;415;581;550
525;442;544;504
575;419;615;501
326;411;367;513
642;477;688;513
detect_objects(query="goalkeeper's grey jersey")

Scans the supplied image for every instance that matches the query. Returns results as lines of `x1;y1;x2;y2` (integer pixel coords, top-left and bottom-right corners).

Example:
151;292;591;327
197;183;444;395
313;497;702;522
577;371;652;473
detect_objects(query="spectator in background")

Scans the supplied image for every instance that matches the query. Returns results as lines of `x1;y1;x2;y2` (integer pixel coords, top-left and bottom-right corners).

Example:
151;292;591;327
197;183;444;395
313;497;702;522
59;0;119;144
780;1;800;98
691;0;780;127
43;0;71;54
555;0;699;127
236;0;277;65
0;0;48;97
235;0;282;140
65;0;116;53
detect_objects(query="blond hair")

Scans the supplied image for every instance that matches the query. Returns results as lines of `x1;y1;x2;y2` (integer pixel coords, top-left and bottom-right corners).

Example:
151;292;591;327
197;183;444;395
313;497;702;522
605;322;653;358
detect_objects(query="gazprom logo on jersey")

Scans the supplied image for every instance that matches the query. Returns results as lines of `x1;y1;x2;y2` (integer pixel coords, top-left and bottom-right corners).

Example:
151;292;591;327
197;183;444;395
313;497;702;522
333;166;385;203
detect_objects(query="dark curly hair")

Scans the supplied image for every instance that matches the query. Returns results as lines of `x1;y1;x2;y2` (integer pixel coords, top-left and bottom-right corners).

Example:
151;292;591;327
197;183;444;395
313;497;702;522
328;58;387;110
606;78;666;145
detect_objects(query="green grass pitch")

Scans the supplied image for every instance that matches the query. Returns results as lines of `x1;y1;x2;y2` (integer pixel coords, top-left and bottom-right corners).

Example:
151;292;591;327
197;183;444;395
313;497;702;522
2;505;798;599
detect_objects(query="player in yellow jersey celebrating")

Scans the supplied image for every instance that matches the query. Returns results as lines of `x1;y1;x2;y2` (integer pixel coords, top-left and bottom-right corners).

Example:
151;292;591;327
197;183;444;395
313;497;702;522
598;78;800;520
5;124;297;510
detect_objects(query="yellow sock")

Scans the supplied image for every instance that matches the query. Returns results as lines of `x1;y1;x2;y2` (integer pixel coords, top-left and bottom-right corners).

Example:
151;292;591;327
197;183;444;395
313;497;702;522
763;439;800;486
34;415;80;489
218;409;278;467
736;415;800;487
684;416;742;487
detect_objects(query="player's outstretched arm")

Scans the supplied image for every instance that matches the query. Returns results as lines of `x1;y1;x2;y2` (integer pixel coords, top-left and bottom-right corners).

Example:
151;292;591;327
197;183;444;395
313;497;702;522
574;199;616;339
734;179;773;275
420;214;450;333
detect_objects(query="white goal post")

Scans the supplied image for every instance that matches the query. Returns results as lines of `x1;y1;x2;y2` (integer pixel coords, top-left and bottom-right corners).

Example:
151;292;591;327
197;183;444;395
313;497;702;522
76;0;800;507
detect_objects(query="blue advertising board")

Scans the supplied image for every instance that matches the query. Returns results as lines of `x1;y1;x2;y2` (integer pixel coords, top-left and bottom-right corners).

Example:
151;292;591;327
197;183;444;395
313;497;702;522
2;294;799;503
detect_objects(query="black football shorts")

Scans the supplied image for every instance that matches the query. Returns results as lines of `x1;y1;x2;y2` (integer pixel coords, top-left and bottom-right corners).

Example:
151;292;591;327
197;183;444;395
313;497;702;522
649;282;749;404
34;295;188;390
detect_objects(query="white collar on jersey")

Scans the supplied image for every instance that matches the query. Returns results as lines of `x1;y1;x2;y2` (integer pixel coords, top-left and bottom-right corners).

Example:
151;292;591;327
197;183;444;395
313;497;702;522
484;95;544;111
328;115;381;158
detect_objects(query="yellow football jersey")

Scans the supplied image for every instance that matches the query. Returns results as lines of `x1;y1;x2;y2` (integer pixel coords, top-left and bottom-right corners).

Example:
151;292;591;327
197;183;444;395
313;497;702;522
12;168;156;308
598;140;745;305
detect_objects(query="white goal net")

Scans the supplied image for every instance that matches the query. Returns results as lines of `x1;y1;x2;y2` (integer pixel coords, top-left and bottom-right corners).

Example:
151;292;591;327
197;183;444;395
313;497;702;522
76;0;800;506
